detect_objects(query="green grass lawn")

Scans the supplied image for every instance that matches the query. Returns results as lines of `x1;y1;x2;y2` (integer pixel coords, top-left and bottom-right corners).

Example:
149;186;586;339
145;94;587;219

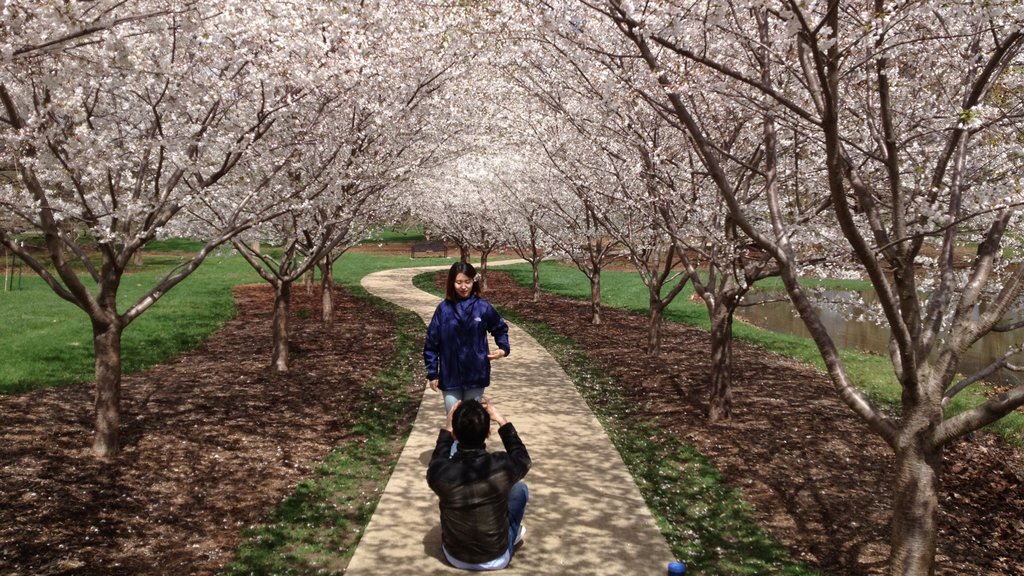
494;260;1024;445
0;246;453;394
360;225;427;244
0;252;258;393
4;244;1021;575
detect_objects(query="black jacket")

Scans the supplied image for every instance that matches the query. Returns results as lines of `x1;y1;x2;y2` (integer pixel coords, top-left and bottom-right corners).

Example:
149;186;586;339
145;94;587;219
426;423;531;564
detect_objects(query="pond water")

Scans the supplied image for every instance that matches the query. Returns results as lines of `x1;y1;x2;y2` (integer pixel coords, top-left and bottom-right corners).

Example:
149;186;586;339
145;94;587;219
735;290;1024;387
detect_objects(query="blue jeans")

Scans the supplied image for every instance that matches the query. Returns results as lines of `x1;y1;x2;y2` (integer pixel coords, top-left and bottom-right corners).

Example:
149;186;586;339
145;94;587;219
506;481;529;556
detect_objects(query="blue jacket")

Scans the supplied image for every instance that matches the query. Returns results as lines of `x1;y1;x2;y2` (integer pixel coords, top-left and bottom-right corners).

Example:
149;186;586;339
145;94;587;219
424;296;510;391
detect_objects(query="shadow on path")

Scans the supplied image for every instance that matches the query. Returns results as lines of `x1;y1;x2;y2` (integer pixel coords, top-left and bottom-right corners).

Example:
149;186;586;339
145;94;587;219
345;263;675;575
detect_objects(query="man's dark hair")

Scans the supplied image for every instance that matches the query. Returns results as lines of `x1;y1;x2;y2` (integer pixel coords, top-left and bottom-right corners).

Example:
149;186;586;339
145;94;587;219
445;261;481;301
452;399;490;446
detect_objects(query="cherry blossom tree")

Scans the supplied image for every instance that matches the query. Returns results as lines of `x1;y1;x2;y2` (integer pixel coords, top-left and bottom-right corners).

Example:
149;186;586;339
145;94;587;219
621;90;783;420
589;120;692;357
493;0;786;417
665;166;791;422
0;0;415;457
406;43;537;278
494;166;556;302
506;17;694;355
228;184;388;373
520;108;621;324
217;3;460;372
570;0;1024;572
539;183;621;325
414;148;514;289
490;25;622;325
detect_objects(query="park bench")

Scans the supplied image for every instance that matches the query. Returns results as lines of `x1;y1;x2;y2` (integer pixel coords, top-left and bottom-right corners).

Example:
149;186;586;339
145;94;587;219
410;240;448;258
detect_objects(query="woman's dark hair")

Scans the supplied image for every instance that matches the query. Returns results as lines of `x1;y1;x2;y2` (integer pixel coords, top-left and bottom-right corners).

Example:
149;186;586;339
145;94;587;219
452;399;490;446
445;261;480;301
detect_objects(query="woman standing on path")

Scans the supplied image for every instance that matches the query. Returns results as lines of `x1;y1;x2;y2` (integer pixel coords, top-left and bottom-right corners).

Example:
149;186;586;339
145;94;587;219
424;262;510;415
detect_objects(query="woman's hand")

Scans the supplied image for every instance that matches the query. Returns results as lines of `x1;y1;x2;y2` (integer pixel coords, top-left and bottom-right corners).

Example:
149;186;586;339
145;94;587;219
487;349;506;360
428;379;439;392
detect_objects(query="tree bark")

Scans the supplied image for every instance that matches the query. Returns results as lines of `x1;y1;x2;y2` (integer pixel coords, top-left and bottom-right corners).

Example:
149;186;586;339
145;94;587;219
890;402;943;576
303;267;315;295
531;260;541;302
271;280;291;373
590;271;602;325
3;249;11;291
91;318;123;458
320;258;334;331
647;294;664;356
479;249;491;291
708;299;735;422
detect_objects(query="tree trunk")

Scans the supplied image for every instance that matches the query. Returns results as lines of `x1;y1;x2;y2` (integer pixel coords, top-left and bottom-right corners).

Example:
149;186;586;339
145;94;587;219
890;408;943;575
590;272;602;325
459;243;471;263
271;280;291;373
320;258;334;331
708;300;735;422
304;267;315;295
91;318;123;457
531;260;541;302
647;294;664;356
3;249;11;291
479;250;491;291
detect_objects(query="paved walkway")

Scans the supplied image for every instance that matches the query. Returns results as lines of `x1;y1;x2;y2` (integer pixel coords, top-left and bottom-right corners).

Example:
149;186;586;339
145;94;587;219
346;263;675;575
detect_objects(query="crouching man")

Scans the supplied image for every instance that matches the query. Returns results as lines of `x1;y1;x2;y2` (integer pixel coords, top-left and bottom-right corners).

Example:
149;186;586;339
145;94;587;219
427;398;531;570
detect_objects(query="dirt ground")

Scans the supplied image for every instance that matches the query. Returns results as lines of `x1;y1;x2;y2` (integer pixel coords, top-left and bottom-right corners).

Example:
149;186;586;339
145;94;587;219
482;271;1024;576
1;251;1022;575
0;284;401;576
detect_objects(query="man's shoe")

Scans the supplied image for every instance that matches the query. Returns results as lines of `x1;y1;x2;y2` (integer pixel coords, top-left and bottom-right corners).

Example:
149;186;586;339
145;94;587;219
514;525;526;547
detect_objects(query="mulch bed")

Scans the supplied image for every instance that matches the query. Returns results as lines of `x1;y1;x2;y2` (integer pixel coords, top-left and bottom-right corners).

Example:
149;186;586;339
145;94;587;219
1;264;1022;575
481;271;1024;576
0;284;399;576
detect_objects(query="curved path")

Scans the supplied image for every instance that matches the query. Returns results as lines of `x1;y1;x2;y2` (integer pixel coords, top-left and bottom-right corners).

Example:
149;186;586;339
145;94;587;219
345;263;675;575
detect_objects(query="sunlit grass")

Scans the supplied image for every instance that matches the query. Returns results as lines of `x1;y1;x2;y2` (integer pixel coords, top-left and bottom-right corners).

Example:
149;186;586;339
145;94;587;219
0;243;453;394
495;260;1023;445
145;237;206;252
498;310;820;575
0;254;257;393
749;276;873;292
360;225;427;244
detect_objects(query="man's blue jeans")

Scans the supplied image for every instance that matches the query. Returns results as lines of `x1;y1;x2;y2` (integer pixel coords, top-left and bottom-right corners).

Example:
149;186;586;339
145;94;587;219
507;481;529;556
